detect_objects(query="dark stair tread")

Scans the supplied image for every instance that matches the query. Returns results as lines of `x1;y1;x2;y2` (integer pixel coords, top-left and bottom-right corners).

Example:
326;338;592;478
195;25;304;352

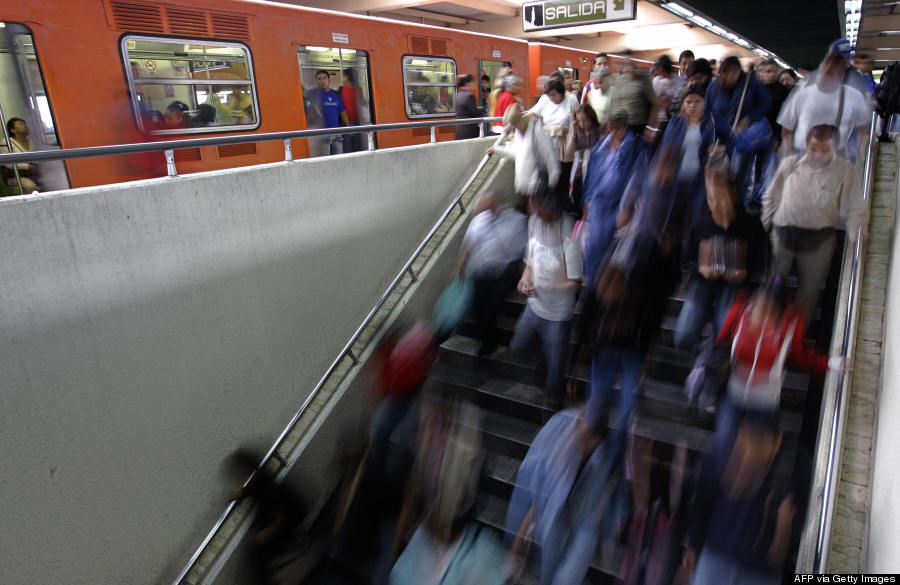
436;341;804;435
473;492;624;580
652;345;811;391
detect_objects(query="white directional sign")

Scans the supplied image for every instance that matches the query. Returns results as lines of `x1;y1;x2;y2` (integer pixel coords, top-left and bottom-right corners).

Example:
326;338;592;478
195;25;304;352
522;0;636;32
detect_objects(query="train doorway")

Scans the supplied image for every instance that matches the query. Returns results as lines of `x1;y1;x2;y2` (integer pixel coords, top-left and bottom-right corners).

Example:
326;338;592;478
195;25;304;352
298;46;373;154
478;58;511;112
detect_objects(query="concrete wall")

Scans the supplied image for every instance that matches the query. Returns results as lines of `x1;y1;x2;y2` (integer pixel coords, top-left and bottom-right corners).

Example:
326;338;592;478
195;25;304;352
865;154;900;573
205;153;515;585
0;138;495;585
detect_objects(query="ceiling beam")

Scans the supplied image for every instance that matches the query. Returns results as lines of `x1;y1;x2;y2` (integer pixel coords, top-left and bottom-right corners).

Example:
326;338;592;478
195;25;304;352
435;0;519;18
857;35;900;49
374;10;453;26
869;48;900;60
382;7;473;24
862;14;900;32
277;0;437;14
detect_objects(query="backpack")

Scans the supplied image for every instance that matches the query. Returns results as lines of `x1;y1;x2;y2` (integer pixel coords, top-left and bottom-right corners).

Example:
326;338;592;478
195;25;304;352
875;62;900;115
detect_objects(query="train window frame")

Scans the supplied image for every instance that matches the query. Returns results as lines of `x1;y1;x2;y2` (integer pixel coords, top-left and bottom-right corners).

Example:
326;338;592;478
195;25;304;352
402;55;457;120
120;35;261;136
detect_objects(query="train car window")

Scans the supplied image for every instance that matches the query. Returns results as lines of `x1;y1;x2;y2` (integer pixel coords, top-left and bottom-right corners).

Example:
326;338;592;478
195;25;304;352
402;56;456;119
297;46;373;152
0;22;69;194
557;67;578;80
121;36;259;135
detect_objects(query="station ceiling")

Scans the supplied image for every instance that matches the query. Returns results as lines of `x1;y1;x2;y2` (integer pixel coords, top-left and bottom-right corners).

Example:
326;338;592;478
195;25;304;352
281;0;847;69
858;0;900;68
682;0;841;70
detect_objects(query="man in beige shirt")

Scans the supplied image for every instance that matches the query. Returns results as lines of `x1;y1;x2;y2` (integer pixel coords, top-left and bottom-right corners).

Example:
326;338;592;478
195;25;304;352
762;124;866;320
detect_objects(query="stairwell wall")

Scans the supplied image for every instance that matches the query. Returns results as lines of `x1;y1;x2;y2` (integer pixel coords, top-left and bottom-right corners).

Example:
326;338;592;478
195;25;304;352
0;138;494;585
865;145;900;573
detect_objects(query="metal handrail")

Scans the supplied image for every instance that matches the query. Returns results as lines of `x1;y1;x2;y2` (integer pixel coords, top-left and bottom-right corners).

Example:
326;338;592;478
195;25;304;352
803;111;879;573
0;117;501;167
170;126;510;585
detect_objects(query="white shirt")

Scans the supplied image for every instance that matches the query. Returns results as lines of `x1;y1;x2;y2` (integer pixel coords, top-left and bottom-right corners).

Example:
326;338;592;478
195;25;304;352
462;207;528;277
492;116;561;196
777;80;870;154
762;153;867;238
530;92;579;128
652;74;686;106
678;122;702;182
525;214;582;321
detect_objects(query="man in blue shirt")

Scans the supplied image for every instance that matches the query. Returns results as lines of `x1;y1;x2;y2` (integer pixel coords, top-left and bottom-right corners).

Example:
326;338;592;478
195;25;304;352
304;69;349;156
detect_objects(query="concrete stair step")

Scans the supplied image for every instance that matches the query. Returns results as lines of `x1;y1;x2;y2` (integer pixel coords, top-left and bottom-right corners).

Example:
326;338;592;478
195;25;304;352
473;492;622;584
439;334;810;415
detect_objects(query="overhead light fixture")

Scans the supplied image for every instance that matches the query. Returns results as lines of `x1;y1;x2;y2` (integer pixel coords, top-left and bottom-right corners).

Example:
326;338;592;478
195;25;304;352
666;2;694;18
661;1;797;71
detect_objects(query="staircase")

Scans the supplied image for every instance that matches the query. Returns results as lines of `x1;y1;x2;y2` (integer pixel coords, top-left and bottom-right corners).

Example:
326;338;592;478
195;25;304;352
432;268;834;583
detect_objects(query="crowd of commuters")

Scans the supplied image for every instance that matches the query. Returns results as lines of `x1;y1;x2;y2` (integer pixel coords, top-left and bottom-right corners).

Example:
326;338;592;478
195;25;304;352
485;38;866;585
224;38;874;585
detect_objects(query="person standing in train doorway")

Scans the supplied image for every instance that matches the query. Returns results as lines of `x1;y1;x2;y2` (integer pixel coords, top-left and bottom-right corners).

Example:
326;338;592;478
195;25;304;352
304;69;349;157
340;69;368;153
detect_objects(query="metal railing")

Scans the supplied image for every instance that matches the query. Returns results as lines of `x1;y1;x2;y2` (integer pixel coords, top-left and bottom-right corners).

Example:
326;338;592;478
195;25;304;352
799;111;879;573
169;125;510;585
0;117;501;193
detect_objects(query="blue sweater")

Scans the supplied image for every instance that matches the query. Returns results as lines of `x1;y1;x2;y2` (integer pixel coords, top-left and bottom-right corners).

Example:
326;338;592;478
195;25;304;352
705;73;772;145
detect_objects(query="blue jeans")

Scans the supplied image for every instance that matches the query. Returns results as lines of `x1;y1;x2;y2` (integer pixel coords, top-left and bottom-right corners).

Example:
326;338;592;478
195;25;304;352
589;346;642;445
674;278;739;351
714;393;780;453
732;142;775;212
748;145;776;210
510;305;571;401
310;134;343;157
690;549;779;585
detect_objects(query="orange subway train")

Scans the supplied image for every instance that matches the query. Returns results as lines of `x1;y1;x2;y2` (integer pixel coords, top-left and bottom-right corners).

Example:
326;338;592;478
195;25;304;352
0;0;617;191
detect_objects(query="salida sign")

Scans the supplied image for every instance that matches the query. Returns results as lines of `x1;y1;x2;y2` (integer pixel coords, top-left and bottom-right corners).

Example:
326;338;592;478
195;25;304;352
522;0;636;32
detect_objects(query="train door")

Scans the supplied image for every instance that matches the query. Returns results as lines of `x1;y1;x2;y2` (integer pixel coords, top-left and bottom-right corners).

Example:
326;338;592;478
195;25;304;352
478;59;511;111
297;46;373;154
0;22;68;194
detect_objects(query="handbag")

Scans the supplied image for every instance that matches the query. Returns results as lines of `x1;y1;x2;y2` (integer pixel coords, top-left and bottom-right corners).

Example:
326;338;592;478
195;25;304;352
433;276;474;338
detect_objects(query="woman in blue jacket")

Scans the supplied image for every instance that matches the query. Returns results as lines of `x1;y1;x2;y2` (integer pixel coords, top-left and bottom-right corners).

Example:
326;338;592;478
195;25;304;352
580;114;640;290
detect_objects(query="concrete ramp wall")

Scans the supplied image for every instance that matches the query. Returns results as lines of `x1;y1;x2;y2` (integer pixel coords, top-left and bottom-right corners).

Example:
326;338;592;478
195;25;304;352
0;138;494;585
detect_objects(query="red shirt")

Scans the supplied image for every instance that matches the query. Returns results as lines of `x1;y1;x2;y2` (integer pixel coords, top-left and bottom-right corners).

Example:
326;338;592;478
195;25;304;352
340;85;362;123
493;91;519;127
717;293;828;377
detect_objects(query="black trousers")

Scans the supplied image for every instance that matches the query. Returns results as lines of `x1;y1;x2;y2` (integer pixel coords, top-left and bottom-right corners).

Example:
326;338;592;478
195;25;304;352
471;263;520;355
